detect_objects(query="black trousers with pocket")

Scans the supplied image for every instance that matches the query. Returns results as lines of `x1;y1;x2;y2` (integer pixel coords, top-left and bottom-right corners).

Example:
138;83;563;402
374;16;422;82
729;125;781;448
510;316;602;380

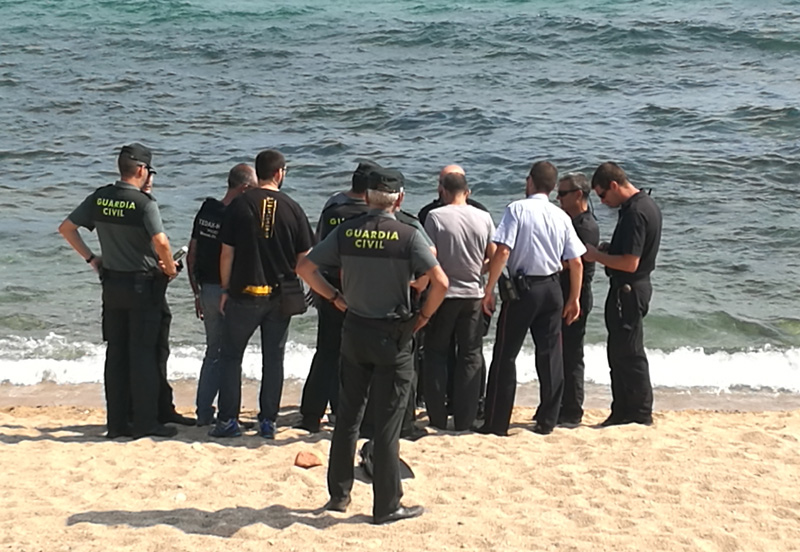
101;272;164;435
328;313;414;520
483;275;564;434
605;279;653;423
423;298;484;430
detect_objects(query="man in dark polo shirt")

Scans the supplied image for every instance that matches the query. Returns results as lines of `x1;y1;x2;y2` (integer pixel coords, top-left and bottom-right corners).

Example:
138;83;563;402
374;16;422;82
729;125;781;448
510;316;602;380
210;149;314;439
584;162;662;427
297;161;375;433
555;173;600;427
296;167;449;525
187;163;256;426
58;143;178;439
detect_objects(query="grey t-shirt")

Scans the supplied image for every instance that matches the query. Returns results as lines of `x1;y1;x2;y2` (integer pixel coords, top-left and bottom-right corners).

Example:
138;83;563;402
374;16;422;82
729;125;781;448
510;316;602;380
69;181;164;272
307;211;439;319
424;204;495;298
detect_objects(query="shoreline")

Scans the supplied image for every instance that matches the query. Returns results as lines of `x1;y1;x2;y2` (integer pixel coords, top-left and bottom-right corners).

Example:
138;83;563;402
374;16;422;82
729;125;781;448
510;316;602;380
2;378;800;413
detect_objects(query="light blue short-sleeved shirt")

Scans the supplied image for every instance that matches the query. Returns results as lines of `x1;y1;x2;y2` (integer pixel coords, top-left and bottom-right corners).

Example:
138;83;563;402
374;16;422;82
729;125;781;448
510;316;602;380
493;194;586;276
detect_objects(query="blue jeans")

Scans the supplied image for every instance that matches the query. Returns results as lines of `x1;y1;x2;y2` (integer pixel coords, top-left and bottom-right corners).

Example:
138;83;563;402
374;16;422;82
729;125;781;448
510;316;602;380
195;283;224;423
217;295;290;423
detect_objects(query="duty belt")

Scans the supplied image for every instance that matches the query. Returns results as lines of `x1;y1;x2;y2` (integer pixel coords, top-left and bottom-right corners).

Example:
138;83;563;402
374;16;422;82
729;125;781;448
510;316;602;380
524;273;558;282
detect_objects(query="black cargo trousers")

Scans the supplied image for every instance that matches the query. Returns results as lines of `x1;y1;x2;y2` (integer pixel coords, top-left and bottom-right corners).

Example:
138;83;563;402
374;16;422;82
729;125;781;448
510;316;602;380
328;312;415;520
101;270;164;436
604;278;653;424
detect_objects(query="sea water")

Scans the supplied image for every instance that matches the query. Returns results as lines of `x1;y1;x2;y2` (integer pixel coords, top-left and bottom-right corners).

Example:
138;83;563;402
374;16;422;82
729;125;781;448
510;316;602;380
1;0;799;395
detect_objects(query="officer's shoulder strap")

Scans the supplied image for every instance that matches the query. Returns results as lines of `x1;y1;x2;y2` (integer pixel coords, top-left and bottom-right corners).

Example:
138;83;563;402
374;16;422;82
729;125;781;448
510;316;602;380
395;209;420;224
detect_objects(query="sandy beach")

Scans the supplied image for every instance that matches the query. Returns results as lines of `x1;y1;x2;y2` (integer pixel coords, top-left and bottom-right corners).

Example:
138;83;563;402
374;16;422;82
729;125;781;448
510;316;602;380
1;383;799;552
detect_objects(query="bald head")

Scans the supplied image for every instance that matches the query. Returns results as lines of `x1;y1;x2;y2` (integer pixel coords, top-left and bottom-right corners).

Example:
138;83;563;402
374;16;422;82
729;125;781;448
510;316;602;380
228;163;257;190
439;164;465;183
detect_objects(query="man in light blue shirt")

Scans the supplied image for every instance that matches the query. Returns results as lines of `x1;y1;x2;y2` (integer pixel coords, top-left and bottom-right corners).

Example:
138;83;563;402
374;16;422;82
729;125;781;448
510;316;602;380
480;160;585;436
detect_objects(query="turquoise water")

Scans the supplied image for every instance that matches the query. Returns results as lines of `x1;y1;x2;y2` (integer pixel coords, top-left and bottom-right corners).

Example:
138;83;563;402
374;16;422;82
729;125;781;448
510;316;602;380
1;0;799;387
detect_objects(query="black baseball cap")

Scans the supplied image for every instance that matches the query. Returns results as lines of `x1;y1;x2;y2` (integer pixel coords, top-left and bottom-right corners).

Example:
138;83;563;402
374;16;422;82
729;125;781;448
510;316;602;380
120;143;156;174
367;167;405;193
352;160;382;192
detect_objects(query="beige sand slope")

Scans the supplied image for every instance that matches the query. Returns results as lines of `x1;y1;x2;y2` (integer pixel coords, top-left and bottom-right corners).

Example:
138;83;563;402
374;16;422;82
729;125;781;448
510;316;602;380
1;405;799;552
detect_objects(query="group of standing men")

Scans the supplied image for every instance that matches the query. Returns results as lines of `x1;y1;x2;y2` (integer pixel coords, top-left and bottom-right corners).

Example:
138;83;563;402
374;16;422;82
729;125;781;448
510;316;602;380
59;143;661;524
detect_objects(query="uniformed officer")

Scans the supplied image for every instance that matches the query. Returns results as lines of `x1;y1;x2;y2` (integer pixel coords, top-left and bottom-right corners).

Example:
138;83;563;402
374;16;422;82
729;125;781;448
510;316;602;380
296;161;376;433
480;160;586;436
584;162;662;427
555;173;600;427
58;143;179;439
296;167;449;525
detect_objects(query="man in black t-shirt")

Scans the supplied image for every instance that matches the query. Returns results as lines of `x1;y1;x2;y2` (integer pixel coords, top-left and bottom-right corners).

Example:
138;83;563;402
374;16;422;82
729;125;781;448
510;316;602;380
296;162;376;432
555;173;600;427
187;163;256;426
210;150;315;439
585;162;662;427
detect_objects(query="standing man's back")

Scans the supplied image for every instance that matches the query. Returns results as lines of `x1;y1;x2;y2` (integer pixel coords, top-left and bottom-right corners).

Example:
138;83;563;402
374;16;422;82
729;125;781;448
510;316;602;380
297;161;376;433
210;149;314;439
187;163;256;426
423;170;496;430
58;143;178;439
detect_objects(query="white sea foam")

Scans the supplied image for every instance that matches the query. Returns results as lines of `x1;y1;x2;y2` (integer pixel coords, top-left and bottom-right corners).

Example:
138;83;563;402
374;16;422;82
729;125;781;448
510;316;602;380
0;333;798;392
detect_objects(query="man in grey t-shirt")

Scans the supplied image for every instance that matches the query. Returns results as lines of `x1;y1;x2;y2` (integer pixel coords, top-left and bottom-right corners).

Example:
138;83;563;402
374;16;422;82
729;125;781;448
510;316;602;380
423;171;496;431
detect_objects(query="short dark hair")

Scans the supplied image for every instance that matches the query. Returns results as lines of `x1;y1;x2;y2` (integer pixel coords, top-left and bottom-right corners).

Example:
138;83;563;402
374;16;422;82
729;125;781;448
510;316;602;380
559;172;590;196
255;149;285;181
228;163;255;190
528;161;558;193
440;172;468;194
118;155;141;178
592;161;628;190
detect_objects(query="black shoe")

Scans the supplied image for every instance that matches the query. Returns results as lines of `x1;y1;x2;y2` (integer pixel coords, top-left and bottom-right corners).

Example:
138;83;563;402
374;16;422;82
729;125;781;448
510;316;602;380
373;505;425;525
134;424;178;439
598;414;631;428
531;423;553;435
106;425;133;439
160;412;196;426
631;416;653;426
324;496;351;513
400;426;428;442
475;424;507;437
557;419;581;429
294;416;321;433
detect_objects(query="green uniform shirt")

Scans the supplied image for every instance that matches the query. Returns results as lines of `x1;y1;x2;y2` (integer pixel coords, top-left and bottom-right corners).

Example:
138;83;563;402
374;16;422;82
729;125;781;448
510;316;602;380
68;180;165;272
307;210;438;319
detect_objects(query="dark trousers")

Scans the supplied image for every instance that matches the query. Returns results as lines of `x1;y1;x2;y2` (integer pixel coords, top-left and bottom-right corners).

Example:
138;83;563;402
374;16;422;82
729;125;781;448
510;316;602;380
328;314;414;519
196;283;224;423
156;299;178;420
559;288;592;423
101;274;163;435
217;295;290;423
483;276;563;434
360;340;419;439
300;298;345;420
605;280;653;422
423;298;483;430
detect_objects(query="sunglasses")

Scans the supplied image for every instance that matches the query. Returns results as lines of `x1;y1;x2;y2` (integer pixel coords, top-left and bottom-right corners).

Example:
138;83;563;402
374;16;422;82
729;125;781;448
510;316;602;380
140;164;157;176
557;188;581;198
597;189;607;200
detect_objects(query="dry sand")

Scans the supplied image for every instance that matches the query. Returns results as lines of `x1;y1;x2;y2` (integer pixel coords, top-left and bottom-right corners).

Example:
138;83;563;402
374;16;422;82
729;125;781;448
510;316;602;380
1;384;800;552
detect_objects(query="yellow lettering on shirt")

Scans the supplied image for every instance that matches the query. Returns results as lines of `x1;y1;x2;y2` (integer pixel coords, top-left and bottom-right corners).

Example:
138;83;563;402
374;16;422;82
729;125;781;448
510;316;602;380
97;198;136;218
345;228;399;250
